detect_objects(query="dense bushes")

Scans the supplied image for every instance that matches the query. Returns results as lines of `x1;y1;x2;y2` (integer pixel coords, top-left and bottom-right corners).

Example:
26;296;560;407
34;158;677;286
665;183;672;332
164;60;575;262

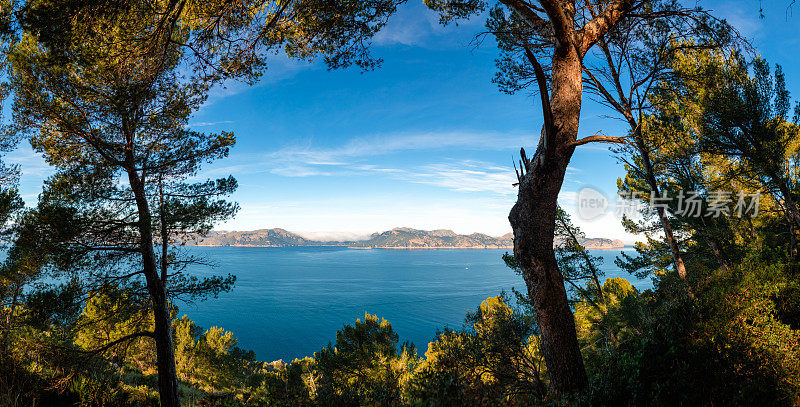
408;295;545;406
313;314;416;406
587;265;800;406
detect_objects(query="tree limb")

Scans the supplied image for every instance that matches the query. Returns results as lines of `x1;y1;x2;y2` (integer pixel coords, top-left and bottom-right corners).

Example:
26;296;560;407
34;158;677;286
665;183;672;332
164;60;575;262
518;37;556;167
82;331;155;356
538;0;576;46
563;134;627;150
579;0;635;55
498;0;555;39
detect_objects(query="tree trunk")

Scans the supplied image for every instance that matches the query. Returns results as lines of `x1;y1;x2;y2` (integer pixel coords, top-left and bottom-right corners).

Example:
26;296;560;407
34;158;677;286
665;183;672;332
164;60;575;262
697;217;729;270
631;133;688;279
656;206;687;278
152;293;181;407
127;164;181;407
510;159;588;392
706;237;728;270
509;45;588;393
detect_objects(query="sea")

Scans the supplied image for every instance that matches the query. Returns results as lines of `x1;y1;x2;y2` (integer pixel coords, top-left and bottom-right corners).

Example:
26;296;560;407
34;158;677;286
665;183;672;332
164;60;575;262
179;246;648;362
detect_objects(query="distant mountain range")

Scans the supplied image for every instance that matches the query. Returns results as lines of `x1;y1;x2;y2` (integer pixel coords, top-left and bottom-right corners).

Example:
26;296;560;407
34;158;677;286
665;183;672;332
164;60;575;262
189;227;625;250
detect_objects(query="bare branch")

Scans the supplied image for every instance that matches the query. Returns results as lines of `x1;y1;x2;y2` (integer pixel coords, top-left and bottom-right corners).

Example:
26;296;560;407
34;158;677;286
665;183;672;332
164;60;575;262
80;331;155;356
563;133;628;150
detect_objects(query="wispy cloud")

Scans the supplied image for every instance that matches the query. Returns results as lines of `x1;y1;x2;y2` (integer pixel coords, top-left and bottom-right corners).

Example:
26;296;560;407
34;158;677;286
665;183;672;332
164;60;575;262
5;144;52;178
326;159;517;195
267;131;534;171
350;164;403;173
190;120;234;127
400;161;516;195
269;158;518;196
557;190;578;205
252;131;534;194
201;53;318;106
711;1;762;40
195;131;533;195
218;194;517;236
3;144;53;205
373;1;487;48
373;3;445;46
295;231;373;241
270;164;333;178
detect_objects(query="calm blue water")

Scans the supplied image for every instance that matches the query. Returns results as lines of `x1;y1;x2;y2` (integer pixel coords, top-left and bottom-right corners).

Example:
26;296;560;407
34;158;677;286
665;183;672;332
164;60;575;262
178;246;647;362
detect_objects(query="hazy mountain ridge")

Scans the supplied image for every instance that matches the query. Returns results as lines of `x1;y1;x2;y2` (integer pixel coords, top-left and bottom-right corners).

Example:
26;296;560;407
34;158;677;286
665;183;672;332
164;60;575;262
347;227;514;249
190;227;625;249
191;228;322;247
568;237;627;250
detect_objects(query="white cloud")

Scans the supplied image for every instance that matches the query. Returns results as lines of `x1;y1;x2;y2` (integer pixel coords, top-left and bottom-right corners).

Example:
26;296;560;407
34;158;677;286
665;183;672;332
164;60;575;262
190;120;234;127
5;144;51;178
209;131;536;196
401;161;516;195
373;3;446;46
260;130;536;177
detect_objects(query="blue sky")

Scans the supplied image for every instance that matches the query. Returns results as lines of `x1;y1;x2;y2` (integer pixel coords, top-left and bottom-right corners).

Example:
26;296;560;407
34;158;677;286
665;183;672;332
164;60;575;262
6;1;798;242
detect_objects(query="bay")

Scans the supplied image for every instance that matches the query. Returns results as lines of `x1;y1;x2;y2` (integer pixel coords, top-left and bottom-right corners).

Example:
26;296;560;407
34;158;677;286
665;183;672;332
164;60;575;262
179;246;648;362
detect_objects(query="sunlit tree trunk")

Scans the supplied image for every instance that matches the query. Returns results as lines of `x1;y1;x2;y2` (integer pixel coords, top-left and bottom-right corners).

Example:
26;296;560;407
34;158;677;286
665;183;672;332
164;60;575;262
509;43;588;392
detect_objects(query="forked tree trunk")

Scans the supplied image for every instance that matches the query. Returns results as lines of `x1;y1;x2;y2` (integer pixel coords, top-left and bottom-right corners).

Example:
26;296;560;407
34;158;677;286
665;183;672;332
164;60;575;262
126;159;181;407
509;45;588;393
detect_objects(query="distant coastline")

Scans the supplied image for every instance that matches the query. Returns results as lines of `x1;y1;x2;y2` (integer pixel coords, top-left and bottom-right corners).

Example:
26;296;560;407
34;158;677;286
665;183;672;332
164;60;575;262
346;246;514;250
185;227;626;250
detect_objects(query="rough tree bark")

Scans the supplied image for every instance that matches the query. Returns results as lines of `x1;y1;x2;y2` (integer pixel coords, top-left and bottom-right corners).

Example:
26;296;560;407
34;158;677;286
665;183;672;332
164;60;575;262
502;0;634;393
509;40;588;392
